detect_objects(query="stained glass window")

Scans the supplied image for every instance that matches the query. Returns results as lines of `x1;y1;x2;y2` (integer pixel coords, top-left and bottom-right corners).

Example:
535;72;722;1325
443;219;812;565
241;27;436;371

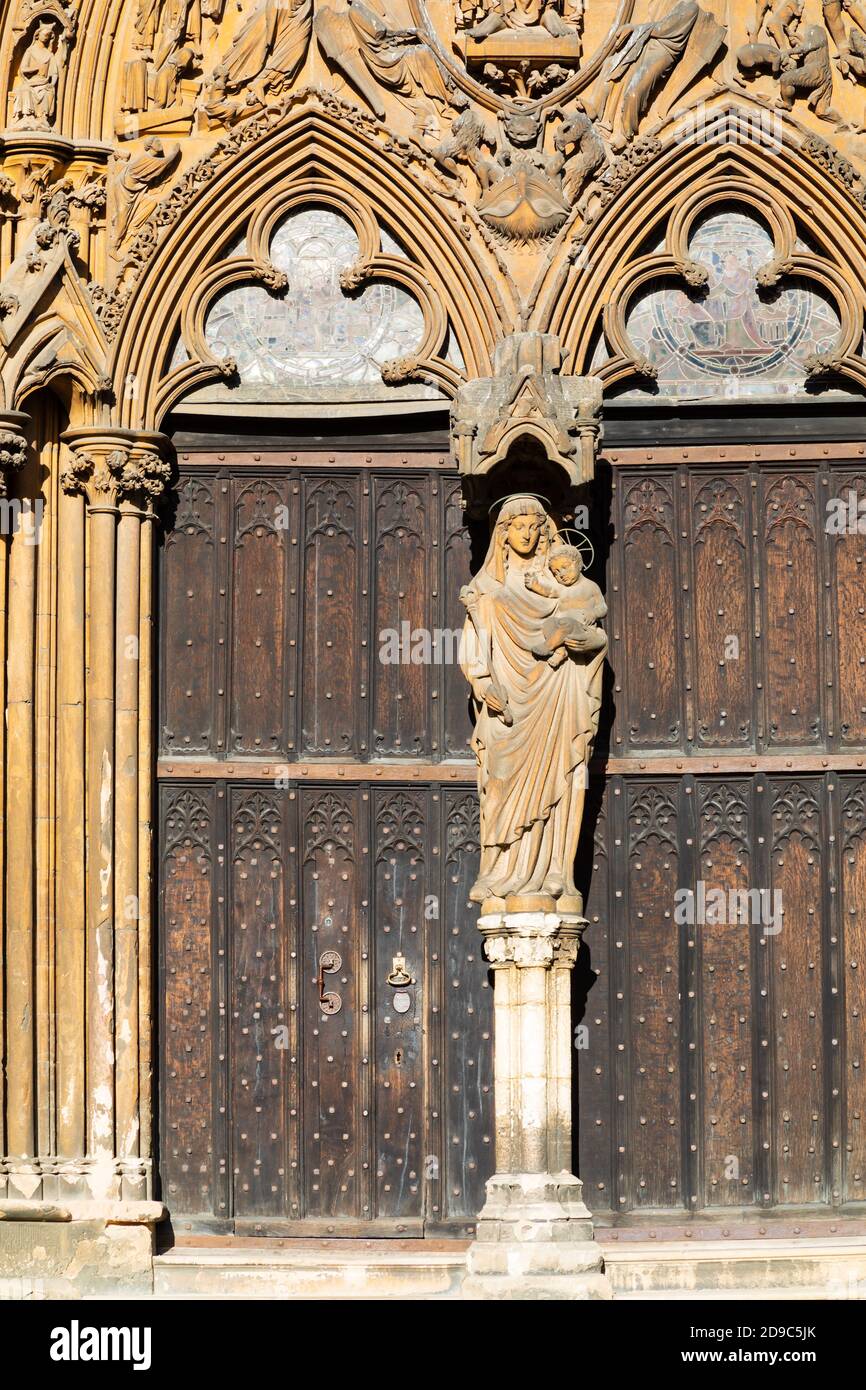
612;210;848;402
195;207;443;404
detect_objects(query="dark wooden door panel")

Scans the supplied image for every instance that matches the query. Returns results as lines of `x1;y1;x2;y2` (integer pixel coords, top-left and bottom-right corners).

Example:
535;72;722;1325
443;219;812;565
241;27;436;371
578;771;866;1218
690;476;752;748
159;777;493;1231
230;479;290;756
300;787;366;1223
158;446;866;1235
302;477;363;758
229;786;289;1219
161;476;220;756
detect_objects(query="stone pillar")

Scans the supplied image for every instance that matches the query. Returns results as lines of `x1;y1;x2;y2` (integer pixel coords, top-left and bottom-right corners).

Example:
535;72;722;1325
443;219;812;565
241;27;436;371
0;412;33;1196
0;420;168;1295
57;426;171;1207
463;911;612;1299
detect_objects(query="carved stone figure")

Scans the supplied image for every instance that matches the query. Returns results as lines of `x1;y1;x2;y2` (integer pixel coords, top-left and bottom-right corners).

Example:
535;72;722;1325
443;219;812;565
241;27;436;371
431;92;498;186
735;0;803;82
459;494;606;915
475;107;571;238
113;137;182;246
587;0;725;145
12;19;62;129
779;23;845;123
467;0;577;40
315;0;449;121
203;0;313;121
551;103;607;202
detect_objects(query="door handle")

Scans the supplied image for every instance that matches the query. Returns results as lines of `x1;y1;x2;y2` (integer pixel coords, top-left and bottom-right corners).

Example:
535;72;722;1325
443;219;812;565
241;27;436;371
317;949;342;1015
387;954;412;987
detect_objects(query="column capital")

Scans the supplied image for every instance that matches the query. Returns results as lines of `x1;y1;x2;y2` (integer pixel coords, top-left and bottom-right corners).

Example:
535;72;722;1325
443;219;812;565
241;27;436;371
0;409;30;497
478;909;586;969
60;427;173;512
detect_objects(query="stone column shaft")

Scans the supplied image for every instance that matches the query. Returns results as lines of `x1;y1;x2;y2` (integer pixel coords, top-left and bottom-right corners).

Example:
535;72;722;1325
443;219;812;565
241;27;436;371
463;912;611;1299
55;478;87;1168
0;415;34;1183
115;503;142;1191
59;427;170;1202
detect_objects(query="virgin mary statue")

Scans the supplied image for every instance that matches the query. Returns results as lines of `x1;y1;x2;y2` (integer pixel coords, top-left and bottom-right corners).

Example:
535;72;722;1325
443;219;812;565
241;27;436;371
459;495;606;916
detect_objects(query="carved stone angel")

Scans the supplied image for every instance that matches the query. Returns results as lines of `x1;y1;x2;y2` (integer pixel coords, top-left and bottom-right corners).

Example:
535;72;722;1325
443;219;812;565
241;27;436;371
459;495;607;916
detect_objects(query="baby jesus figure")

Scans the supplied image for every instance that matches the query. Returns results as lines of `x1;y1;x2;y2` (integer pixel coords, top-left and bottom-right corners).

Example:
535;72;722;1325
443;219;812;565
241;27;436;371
525;543;607;668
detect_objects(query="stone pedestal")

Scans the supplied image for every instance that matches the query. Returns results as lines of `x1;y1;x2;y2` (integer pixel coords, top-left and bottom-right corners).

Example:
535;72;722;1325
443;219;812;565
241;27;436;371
462;911;612;1300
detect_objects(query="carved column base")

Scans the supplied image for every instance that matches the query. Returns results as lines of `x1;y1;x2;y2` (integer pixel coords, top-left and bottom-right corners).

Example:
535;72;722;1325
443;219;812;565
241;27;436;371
463;1172;612;1300
462;911;612;1299
1;1155;152;1202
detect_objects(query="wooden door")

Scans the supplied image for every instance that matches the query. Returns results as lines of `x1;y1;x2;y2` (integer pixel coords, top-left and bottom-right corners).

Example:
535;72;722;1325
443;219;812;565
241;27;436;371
576;445;866;1222
158;437;866;1233
157;450;493;1234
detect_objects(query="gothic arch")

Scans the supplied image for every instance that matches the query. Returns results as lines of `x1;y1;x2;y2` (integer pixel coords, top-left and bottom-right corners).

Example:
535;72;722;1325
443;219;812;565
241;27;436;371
536;106;866;395
107;102;518;430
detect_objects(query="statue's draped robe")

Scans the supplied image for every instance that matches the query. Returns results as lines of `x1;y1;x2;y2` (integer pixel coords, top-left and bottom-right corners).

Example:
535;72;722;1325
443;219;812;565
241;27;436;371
218;0;312;94
461;562;605;903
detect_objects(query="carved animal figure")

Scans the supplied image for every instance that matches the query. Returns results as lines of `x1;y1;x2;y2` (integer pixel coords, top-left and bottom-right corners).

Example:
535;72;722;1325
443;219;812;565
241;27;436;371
432;98;498;188
551;106;607;201
779;23;846;123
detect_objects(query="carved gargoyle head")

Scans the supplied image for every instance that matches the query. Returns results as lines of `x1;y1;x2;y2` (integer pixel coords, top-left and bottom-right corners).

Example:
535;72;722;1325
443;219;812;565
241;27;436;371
502;108;542;149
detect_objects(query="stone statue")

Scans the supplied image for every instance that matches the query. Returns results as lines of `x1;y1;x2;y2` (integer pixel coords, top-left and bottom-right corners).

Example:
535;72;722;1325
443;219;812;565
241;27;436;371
587;0;724;145
315;0;449;122
459;494;606;916
467;0;577;40
12;20;62;129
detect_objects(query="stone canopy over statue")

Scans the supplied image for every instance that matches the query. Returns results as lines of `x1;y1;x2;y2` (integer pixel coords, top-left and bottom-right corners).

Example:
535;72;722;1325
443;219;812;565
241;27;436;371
459;494;606;917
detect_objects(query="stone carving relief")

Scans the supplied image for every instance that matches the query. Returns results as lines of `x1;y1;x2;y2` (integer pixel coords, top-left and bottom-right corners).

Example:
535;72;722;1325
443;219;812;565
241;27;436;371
200;0;313;127
432;101;600;239
459;493;606;916
9;2;75;130
734;0;866;128
200;0;449;130
8;0;866;402
584;0;726;148
457;0;585;98
121;0;210;128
